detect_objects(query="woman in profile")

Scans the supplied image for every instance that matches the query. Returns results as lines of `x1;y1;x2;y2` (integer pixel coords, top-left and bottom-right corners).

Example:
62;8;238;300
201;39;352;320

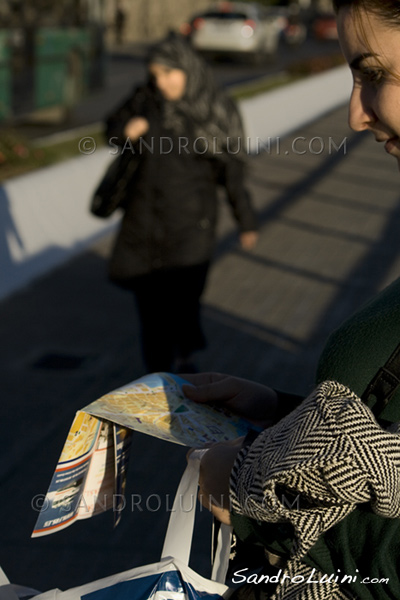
183;1;400;598
105;34;257;374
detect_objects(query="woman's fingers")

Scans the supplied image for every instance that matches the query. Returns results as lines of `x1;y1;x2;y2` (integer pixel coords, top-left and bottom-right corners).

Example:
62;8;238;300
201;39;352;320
182;376;236;404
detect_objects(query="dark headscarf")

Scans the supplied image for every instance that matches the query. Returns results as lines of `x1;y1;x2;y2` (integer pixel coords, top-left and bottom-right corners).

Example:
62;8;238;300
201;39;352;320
146;33;245;157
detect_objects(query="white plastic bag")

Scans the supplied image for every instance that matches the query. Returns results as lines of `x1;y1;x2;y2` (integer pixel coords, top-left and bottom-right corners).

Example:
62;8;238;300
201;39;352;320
2;451;232;600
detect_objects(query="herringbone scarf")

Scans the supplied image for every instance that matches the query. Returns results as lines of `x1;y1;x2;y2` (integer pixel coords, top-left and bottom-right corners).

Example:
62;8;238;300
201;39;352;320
230;381;400;599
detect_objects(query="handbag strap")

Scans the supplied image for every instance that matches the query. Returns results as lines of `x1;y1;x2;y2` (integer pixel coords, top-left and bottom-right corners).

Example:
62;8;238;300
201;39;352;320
362;342;400;420
161;449;207;566
0;568;9;587
211;523;232;583
161;449;232;584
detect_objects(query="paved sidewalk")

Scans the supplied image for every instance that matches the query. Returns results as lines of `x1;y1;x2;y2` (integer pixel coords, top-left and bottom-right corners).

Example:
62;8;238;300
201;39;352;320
1;104;400;592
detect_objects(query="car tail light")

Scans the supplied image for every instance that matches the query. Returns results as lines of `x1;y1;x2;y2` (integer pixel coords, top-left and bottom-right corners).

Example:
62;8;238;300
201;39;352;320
192;17;205;30
244;19;256;29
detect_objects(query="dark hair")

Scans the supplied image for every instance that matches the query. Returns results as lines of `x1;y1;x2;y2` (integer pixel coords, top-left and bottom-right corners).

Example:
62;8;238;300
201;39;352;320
333;0;400;26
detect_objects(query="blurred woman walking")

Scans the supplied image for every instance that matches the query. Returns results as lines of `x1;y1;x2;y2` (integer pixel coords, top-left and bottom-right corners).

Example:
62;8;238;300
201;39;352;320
105;34;258;374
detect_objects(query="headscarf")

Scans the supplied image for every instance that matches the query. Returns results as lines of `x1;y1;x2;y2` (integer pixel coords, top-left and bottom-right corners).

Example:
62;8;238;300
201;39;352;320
146;33;245;158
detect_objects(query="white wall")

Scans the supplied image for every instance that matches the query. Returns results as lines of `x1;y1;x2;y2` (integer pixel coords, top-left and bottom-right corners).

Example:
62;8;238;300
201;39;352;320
241;65;352;153
0;149;118;300
0;65;353;301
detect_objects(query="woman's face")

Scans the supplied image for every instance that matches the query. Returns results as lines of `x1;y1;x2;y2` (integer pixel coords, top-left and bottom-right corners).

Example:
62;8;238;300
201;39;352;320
337;7;400;169
149;63;187;101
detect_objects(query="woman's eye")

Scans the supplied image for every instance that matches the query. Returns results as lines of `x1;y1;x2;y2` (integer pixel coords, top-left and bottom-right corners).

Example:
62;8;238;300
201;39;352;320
362;68;385;85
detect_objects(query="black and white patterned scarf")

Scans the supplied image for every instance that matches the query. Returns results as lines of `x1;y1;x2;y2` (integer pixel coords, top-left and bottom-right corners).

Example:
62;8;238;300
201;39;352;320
230;380;400;599
146;33;244;157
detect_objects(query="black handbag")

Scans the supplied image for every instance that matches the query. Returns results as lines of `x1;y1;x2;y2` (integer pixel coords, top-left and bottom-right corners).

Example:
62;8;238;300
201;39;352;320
90;151;140;218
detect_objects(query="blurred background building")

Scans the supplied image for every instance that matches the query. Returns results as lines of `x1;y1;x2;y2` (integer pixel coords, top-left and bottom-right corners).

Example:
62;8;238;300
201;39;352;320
0;0;335;126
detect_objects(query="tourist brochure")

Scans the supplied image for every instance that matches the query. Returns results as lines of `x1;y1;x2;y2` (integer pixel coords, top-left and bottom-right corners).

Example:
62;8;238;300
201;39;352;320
32;372;254;537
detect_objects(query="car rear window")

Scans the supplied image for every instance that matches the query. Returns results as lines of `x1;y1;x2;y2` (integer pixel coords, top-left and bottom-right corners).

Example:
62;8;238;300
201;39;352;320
203;12;248;20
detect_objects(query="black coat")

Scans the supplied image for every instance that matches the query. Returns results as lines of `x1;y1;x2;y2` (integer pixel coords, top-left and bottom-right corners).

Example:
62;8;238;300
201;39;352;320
105;85;257;285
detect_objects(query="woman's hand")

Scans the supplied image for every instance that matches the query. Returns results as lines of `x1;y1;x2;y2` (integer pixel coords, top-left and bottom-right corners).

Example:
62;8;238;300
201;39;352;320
188;438;244;525
181;373;278;429
240;230;258;250
123;116;150;141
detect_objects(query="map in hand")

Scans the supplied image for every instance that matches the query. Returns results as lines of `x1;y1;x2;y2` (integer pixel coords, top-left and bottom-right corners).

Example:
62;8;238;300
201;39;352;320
83;372;254;447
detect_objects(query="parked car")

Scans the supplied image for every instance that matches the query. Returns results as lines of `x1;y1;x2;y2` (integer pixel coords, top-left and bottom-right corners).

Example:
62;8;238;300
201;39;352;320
180;2;284;62
312;12;338;40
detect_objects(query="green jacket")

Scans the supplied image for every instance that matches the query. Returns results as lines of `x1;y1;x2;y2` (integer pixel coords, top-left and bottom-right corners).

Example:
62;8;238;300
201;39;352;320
231;277;400;599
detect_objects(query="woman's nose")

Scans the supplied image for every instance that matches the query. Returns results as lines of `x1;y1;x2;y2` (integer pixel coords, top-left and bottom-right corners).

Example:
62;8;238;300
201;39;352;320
348;84;377;132
155;74;166;91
